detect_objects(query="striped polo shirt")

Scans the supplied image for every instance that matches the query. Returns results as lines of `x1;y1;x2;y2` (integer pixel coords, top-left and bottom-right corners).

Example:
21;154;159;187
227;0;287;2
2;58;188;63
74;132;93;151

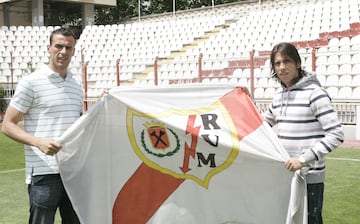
10;64;83;184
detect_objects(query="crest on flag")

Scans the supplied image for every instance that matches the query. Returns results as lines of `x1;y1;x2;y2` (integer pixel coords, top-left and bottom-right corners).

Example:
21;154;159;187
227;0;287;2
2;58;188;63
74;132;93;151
144;121;172;150
141;121;181;157
127;101;239;188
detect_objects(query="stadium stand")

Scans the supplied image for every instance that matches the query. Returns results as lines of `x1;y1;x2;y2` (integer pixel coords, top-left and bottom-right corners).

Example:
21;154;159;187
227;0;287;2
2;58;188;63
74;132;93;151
0;0;360;137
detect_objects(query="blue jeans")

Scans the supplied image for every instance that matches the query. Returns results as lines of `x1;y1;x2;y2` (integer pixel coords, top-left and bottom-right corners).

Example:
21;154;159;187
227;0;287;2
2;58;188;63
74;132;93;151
307;183;324;224
28;174;80;224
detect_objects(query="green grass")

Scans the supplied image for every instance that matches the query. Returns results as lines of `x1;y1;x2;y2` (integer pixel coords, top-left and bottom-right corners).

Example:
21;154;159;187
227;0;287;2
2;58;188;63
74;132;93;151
0;130;61;224
1;130;359;223
0;171;28;224
324;149;360;224
0;131;24;171
0;131;28;224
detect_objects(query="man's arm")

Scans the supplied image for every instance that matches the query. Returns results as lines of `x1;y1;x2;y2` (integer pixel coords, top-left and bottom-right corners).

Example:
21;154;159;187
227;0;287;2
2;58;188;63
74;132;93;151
2;105;61;155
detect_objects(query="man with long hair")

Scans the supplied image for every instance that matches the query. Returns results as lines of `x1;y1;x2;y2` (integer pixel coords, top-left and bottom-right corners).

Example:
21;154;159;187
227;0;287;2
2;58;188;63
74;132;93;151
263;42;344;224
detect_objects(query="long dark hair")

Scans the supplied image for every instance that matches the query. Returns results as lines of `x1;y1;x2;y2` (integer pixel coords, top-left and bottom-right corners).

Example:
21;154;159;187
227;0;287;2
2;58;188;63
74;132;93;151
270;42;304;81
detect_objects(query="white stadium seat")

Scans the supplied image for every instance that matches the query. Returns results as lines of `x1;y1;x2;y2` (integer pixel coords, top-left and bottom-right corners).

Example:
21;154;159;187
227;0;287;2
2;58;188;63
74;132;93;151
337;86;352;99
352;87;360;98
326;87;339;99
325;75;339;87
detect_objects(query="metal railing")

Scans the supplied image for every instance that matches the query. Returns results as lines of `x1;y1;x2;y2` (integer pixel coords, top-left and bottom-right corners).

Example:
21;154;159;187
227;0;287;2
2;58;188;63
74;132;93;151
256;99;359;125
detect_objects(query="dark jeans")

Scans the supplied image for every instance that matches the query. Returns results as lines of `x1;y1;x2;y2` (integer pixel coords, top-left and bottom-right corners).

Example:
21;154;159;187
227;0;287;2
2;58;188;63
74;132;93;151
28;174;80;224
307;183;324;224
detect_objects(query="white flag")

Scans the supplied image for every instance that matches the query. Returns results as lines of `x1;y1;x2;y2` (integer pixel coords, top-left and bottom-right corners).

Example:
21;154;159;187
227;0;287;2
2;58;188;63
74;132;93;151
57;84;307;224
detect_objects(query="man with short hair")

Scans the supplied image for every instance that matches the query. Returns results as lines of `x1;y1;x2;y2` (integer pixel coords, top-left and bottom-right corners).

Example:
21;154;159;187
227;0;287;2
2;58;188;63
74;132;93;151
2;27;83;224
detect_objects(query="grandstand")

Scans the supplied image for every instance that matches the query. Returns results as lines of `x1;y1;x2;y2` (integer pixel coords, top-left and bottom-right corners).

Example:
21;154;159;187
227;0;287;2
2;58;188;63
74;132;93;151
0;0;359;139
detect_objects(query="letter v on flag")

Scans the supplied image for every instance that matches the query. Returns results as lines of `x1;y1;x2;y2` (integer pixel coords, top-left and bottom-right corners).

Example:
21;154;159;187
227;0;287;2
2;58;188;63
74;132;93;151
57;84;307;224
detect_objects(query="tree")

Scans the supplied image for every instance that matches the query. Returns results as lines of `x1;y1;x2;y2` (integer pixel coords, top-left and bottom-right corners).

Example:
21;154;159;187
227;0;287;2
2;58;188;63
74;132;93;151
45;0;248;26
145;0;190;15
95;0;145;24
189;0;240;8
94;0;245;24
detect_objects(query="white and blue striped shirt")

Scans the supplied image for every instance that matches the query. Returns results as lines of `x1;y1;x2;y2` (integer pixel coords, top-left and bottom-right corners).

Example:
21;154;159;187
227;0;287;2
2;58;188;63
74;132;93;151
10;64;83;184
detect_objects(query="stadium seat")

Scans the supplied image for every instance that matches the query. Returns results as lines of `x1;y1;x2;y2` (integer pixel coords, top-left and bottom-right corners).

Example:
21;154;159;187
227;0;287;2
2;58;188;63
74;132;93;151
238;77;248;86
210;78;220;83
220;78;229;84
256;77;268;87
326;87;339;99
229;77;238;84
0;26;8;31
202;78;211;83
2;69;11;77
337;87;352;99
351;54;360;65
317;74;326;85
326;64;339;75
350;35;360;51
325;75;339;87
254;87;264;99
339;37;351;51
263;87;276;98
18;62;28;69
338;74;352;87
351;75;360;87
254;68;261;77
327;55;339;65
328;38;340;52
316;55;327;65
0;75;7;83
260;67;271;77
351;65;360;75
11;74;18;83
339;54;352;64
317;46;328;54
338;64;352;75
352;87;360;99
13;69;22;77
242;68;251;78
160;79;169;86
1;62;9;69
232;68;243;77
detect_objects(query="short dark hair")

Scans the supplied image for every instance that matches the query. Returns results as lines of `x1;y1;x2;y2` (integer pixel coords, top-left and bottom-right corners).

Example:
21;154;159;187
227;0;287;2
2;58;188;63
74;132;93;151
49;27;77;45
270;42;303;79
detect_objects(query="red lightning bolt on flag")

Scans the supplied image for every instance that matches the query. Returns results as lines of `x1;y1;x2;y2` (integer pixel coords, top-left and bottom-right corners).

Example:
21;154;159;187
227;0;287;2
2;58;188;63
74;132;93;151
180;114;201;173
